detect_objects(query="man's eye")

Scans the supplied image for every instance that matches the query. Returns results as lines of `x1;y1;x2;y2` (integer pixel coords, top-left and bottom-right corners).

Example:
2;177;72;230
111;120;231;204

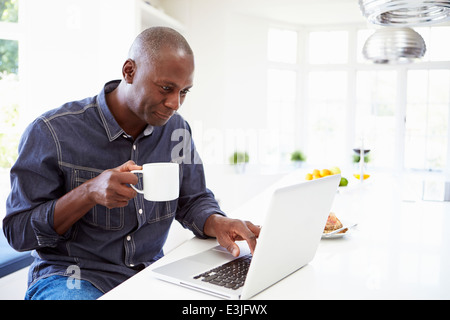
161;86;171;91
181;89;190;95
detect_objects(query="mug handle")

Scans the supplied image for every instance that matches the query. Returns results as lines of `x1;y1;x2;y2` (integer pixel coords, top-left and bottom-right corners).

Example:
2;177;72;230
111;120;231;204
130;170;144;194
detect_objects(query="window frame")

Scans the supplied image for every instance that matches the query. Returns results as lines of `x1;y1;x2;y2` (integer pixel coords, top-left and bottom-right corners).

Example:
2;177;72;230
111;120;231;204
0;0;24;226
266;23;450;172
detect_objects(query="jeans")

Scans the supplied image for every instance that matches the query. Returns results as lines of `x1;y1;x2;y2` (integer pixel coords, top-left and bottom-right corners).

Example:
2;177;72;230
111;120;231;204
24;275;103;300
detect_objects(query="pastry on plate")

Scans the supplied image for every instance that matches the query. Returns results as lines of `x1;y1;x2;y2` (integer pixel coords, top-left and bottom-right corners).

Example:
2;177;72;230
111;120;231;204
324;212;346;234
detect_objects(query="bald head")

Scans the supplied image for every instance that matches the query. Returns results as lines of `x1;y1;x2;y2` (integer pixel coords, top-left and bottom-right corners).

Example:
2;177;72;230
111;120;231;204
112;26;194;134
128;27;193;64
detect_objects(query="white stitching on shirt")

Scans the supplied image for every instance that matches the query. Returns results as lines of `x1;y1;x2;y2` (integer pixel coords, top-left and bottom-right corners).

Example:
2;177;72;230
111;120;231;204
39;116;62;166
95;98;123;142
44;103;97;121
58;162;104;174
38;103;98;168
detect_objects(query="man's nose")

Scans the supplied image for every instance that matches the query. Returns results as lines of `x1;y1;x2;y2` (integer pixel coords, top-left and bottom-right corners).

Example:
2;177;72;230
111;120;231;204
164;93;181;110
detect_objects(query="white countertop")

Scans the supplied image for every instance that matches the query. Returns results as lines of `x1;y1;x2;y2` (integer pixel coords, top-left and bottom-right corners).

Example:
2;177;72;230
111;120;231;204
101;171;450;300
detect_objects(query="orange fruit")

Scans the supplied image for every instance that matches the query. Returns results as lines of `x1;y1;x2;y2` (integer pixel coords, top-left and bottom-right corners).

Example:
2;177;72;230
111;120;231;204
312;169;321;177
353;174;370;180
320;169;331;177
305;173;313;180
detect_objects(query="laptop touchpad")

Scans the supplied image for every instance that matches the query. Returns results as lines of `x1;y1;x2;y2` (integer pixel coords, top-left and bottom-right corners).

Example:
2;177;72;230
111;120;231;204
188;244;250;265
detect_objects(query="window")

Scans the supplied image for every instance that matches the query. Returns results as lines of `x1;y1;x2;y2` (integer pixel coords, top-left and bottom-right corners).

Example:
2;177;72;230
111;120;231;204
267;28;297;64
356;29;374;64
354;26;450;172
305;30;349;166
405;70;450;170
266;24;450;173
415;26;450;62
266;27;298;164
0;0;18;23
307;71;348;165
0;0;20;168
267;68;297;162
356;70;397;168
0;0;20;224
308;30;348;64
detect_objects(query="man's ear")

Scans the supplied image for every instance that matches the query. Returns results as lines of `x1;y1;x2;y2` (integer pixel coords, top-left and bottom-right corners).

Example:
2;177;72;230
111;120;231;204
122;59;136;84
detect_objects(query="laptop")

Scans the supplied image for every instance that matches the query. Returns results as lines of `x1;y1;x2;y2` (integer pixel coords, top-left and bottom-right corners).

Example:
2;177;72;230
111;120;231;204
152;174;340;299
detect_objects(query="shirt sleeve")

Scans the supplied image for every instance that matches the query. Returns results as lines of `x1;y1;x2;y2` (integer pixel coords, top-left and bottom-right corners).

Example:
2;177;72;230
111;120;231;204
3;117;67;251
173;122;225;239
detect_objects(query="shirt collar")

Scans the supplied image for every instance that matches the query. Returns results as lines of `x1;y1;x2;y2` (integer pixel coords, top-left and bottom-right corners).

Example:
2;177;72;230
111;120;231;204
97;80;153;141
143;125;154;136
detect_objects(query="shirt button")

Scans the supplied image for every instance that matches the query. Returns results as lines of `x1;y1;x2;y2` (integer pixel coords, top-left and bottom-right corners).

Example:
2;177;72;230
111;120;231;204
138;209;143;214
133;145;136;150
122;134;128;139
130;263;135;267
126;235;131;241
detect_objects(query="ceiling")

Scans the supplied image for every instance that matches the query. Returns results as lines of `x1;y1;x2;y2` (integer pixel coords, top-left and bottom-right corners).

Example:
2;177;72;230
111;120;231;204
230;0;367;26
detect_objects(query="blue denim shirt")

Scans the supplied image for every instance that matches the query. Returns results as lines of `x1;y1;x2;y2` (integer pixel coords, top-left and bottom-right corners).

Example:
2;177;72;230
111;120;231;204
3;80;224;294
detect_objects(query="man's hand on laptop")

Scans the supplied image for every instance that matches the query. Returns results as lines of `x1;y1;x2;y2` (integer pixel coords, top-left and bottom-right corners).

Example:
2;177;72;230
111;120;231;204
204;214;261;257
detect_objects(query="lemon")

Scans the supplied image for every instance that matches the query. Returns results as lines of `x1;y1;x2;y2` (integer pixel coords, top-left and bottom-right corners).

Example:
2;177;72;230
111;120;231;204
353;174;370;180
305;173;313;180
339;177;348;186
320;169;331;177
329;166;341;175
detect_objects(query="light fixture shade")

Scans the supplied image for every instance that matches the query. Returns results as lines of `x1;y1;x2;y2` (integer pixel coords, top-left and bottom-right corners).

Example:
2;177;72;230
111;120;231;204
362;27;427;64
359;0;450;26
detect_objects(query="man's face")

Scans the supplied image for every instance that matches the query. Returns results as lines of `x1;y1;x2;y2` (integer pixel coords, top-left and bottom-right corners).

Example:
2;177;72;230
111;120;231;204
126;47;194;127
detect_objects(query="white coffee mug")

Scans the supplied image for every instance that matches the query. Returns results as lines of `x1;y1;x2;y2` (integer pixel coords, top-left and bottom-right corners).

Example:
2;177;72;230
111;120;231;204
130;163;179;201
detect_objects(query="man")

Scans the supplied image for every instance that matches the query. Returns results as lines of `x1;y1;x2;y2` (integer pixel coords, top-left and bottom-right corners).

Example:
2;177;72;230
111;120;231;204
3;27;260;300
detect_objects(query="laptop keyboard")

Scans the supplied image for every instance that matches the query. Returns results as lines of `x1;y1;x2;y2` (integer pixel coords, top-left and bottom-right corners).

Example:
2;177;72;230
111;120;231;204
193;254;252;290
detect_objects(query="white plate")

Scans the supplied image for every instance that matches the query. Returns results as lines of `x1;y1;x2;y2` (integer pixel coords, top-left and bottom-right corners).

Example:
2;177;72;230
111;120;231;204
321;222;356;239
322;231;347;239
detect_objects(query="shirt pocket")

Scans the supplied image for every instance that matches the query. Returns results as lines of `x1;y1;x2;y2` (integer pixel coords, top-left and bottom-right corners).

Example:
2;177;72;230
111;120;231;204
147;199;177;224
72;167;125;231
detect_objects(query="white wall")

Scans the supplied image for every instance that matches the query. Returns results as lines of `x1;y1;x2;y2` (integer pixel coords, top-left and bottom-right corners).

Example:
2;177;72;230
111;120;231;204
19;0;136;128
164;0;271;165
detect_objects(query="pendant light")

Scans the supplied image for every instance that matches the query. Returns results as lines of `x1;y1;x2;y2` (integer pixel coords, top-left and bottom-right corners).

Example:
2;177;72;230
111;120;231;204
359;0;450;26
362;27;427;64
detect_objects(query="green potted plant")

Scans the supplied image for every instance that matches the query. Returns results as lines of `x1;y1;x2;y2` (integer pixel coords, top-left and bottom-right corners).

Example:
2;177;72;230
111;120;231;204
290;150;306;167
229;151;249;174
352;154;370;163
352;149;371;172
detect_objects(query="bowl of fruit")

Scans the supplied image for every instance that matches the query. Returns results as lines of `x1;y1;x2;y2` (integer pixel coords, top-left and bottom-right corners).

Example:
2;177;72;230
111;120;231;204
305;166;348;187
